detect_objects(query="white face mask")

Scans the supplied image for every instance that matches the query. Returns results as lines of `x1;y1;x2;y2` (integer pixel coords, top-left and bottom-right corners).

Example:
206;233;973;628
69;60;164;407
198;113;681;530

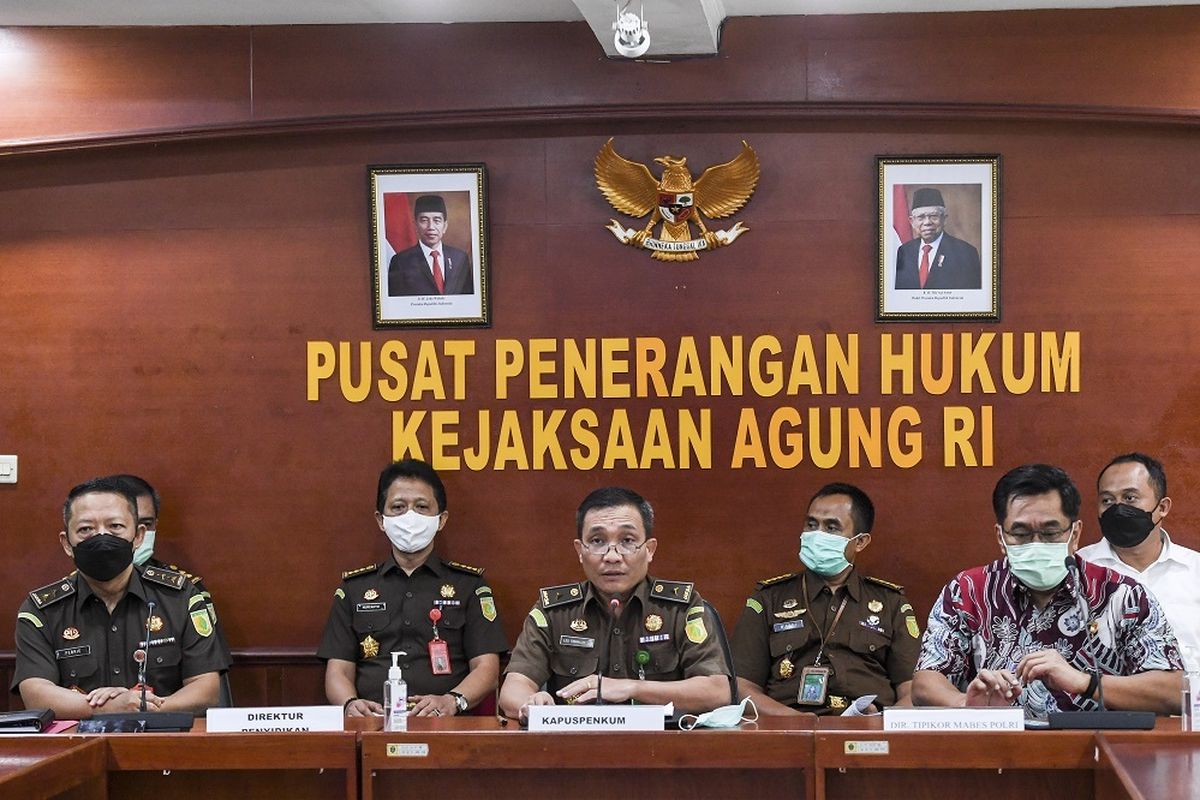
678;697;758;730
133;529;156;567
381;509;441;553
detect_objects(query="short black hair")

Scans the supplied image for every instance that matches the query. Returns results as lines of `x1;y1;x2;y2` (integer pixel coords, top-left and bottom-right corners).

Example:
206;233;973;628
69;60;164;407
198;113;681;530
992;463;1081;524
576;487;654;538
376;459;447;514
1099;452;1167;501
63;476;140;528
109;474;160;517
809;482;875;534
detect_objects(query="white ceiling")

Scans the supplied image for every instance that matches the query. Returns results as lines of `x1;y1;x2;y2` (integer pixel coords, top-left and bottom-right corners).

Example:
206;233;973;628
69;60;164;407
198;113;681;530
0;0;1189;26
0;1;1190;57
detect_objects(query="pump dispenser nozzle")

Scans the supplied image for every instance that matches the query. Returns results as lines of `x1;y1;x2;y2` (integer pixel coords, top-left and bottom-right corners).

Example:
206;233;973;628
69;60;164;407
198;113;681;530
384;651;409;731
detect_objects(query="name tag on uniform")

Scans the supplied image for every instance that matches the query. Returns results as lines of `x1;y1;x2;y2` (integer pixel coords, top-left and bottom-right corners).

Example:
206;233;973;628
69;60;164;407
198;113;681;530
55;645;92;660
772;621;804;633
559;635;595;649
356;602;387;613
639;633;670;644
138;637;177;648
433;599;461;607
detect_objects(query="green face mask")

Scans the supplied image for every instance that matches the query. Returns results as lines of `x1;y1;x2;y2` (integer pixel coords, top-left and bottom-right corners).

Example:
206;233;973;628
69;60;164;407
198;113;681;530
132;529;156;567
800;531;861;577
1005;541;1070;591
679;697;758;730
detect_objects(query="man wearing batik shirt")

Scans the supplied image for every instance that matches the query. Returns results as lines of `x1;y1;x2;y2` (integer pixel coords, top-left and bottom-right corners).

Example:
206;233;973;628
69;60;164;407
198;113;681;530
912;463;1183;718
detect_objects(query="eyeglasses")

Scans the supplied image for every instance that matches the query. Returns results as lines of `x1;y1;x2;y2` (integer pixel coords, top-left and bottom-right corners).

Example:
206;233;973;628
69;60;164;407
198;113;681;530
1002;524;1075;544
581;539;647;557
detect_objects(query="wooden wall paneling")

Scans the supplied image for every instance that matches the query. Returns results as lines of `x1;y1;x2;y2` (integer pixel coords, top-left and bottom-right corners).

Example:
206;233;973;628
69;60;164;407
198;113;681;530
2;117;1200;666
0;27;253;145
246;20;807;122
805;7;1200;111
3;8;1199;159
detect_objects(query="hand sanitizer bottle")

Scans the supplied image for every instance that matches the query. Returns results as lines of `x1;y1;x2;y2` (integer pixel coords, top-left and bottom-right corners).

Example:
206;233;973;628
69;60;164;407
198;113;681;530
384;651;408;732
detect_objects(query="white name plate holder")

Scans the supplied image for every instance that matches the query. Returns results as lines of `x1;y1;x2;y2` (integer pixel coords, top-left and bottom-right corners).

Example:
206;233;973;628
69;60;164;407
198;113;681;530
206;705;345;733
527;703;673;731
883;707;1024;732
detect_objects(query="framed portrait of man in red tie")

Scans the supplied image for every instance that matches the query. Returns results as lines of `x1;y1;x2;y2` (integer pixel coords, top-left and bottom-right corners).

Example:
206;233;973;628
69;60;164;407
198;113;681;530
876;156;999;321
369;164;490;328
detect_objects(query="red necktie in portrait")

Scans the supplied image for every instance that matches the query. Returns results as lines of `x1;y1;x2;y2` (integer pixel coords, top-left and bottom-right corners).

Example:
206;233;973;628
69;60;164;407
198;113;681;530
919;243;931;288
431;250;445;294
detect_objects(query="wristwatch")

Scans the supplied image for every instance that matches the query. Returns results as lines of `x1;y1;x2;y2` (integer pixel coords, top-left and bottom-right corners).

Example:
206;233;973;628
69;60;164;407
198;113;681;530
447;691;469;714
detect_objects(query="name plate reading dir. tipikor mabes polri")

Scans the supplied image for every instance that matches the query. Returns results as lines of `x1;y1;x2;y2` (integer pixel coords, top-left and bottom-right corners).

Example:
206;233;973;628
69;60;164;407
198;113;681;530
883;707;1024;732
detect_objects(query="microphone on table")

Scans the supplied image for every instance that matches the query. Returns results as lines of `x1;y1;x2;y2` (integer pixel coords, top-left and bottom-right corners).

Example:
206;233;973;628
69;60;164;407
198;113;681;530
138;601;156;713
596;597;621;705
76;598;193;733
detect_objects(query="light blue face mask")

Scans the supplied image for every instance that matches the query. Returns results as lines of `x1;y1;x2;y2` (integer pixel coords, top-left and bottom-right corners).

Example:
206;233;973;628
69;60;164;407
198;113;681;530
799;531;862;577
678;697;758;730
132;529;156;567
1005;541;1070;591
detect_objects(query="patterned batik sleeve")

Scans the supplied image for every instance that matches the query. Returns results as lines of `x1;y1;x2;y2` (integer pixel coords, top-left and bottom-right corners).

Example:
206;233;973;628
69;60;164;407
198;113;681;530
915;579;975;690
1114;583;1185;673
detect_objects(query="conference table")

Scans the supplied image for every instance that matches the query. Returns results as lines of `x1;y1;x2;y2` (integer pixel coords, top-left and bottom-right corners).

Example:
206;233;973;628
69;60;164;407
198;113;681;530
3;715;1198;799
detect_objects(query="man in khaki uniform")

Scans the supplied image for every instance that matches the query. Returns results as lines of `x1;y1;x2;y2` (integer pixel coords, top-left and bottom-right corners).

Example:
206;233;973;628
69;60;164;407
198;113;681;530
499;487;733;720
732;483;920;714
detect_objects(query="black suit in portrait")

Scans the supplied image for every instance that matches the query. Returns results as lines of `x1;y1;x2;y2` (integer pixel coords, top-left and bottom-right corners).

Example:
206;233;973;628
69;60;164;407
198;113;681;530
894;233;981;290
387;244;474;296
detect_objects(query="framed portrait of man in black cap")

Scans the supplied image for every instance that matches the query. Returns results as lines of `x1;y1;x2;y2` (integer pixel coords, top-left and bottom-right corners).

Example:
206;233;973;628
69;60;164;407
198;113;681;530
368;164;490;328
876;156;1000;321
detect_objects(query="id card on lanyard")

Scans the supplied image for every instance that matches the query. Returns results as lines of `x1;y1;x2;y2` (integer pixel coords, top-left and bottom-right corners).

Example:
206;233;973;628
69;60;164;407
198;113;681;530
428;608;452;675
795;575;847;707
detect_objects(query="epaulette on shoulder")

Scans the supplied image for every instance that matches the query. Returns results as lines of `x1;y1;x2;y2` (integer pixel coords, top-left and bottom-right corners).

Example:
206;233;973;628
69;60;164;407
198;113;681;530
864;575;904;592
142;565;187;590
167;563;203;585
29;576;75;610
539;582;584;609
650;579;694;604
756;572;798;589
341;563;380;580
445;560;484;576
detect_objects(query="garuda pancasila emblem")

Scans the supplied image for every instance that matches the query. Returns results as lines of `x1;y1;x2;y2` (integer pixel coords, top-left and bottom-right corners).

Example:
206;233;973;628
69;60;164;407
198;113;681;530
595;138;760;262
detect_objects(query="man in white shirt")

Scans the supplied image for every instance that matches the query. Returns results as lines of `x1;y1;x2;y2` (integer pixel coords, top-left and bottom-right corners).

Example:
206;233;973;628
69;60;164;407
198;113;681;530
1078;452;1200;672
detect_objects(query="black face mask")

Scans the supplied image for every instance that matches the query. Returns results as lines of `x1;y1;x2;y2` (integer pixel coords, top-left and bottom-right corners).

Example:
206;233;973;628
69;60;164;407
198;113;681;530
73;534;134;582
1098;503;1158;549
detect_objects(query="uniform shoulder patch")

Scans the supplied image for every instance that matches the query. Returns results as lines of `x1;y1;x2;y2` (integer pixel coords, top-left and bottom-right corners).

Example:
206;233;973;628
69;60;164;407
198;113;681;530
445;560;484;576
29;576;76;610
756;572;798;589
650;579;694;604
864;575;904;592
142;565;187;590
341;563;380;580
539;582;584;609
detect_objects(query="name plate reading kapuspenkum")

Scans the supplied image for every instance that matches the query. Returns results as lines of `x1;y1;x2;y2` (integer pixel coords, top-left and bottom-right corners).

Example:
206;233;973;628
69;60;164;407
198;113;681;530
883;707;1024;732
527;703;672;732
206;705;344;733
